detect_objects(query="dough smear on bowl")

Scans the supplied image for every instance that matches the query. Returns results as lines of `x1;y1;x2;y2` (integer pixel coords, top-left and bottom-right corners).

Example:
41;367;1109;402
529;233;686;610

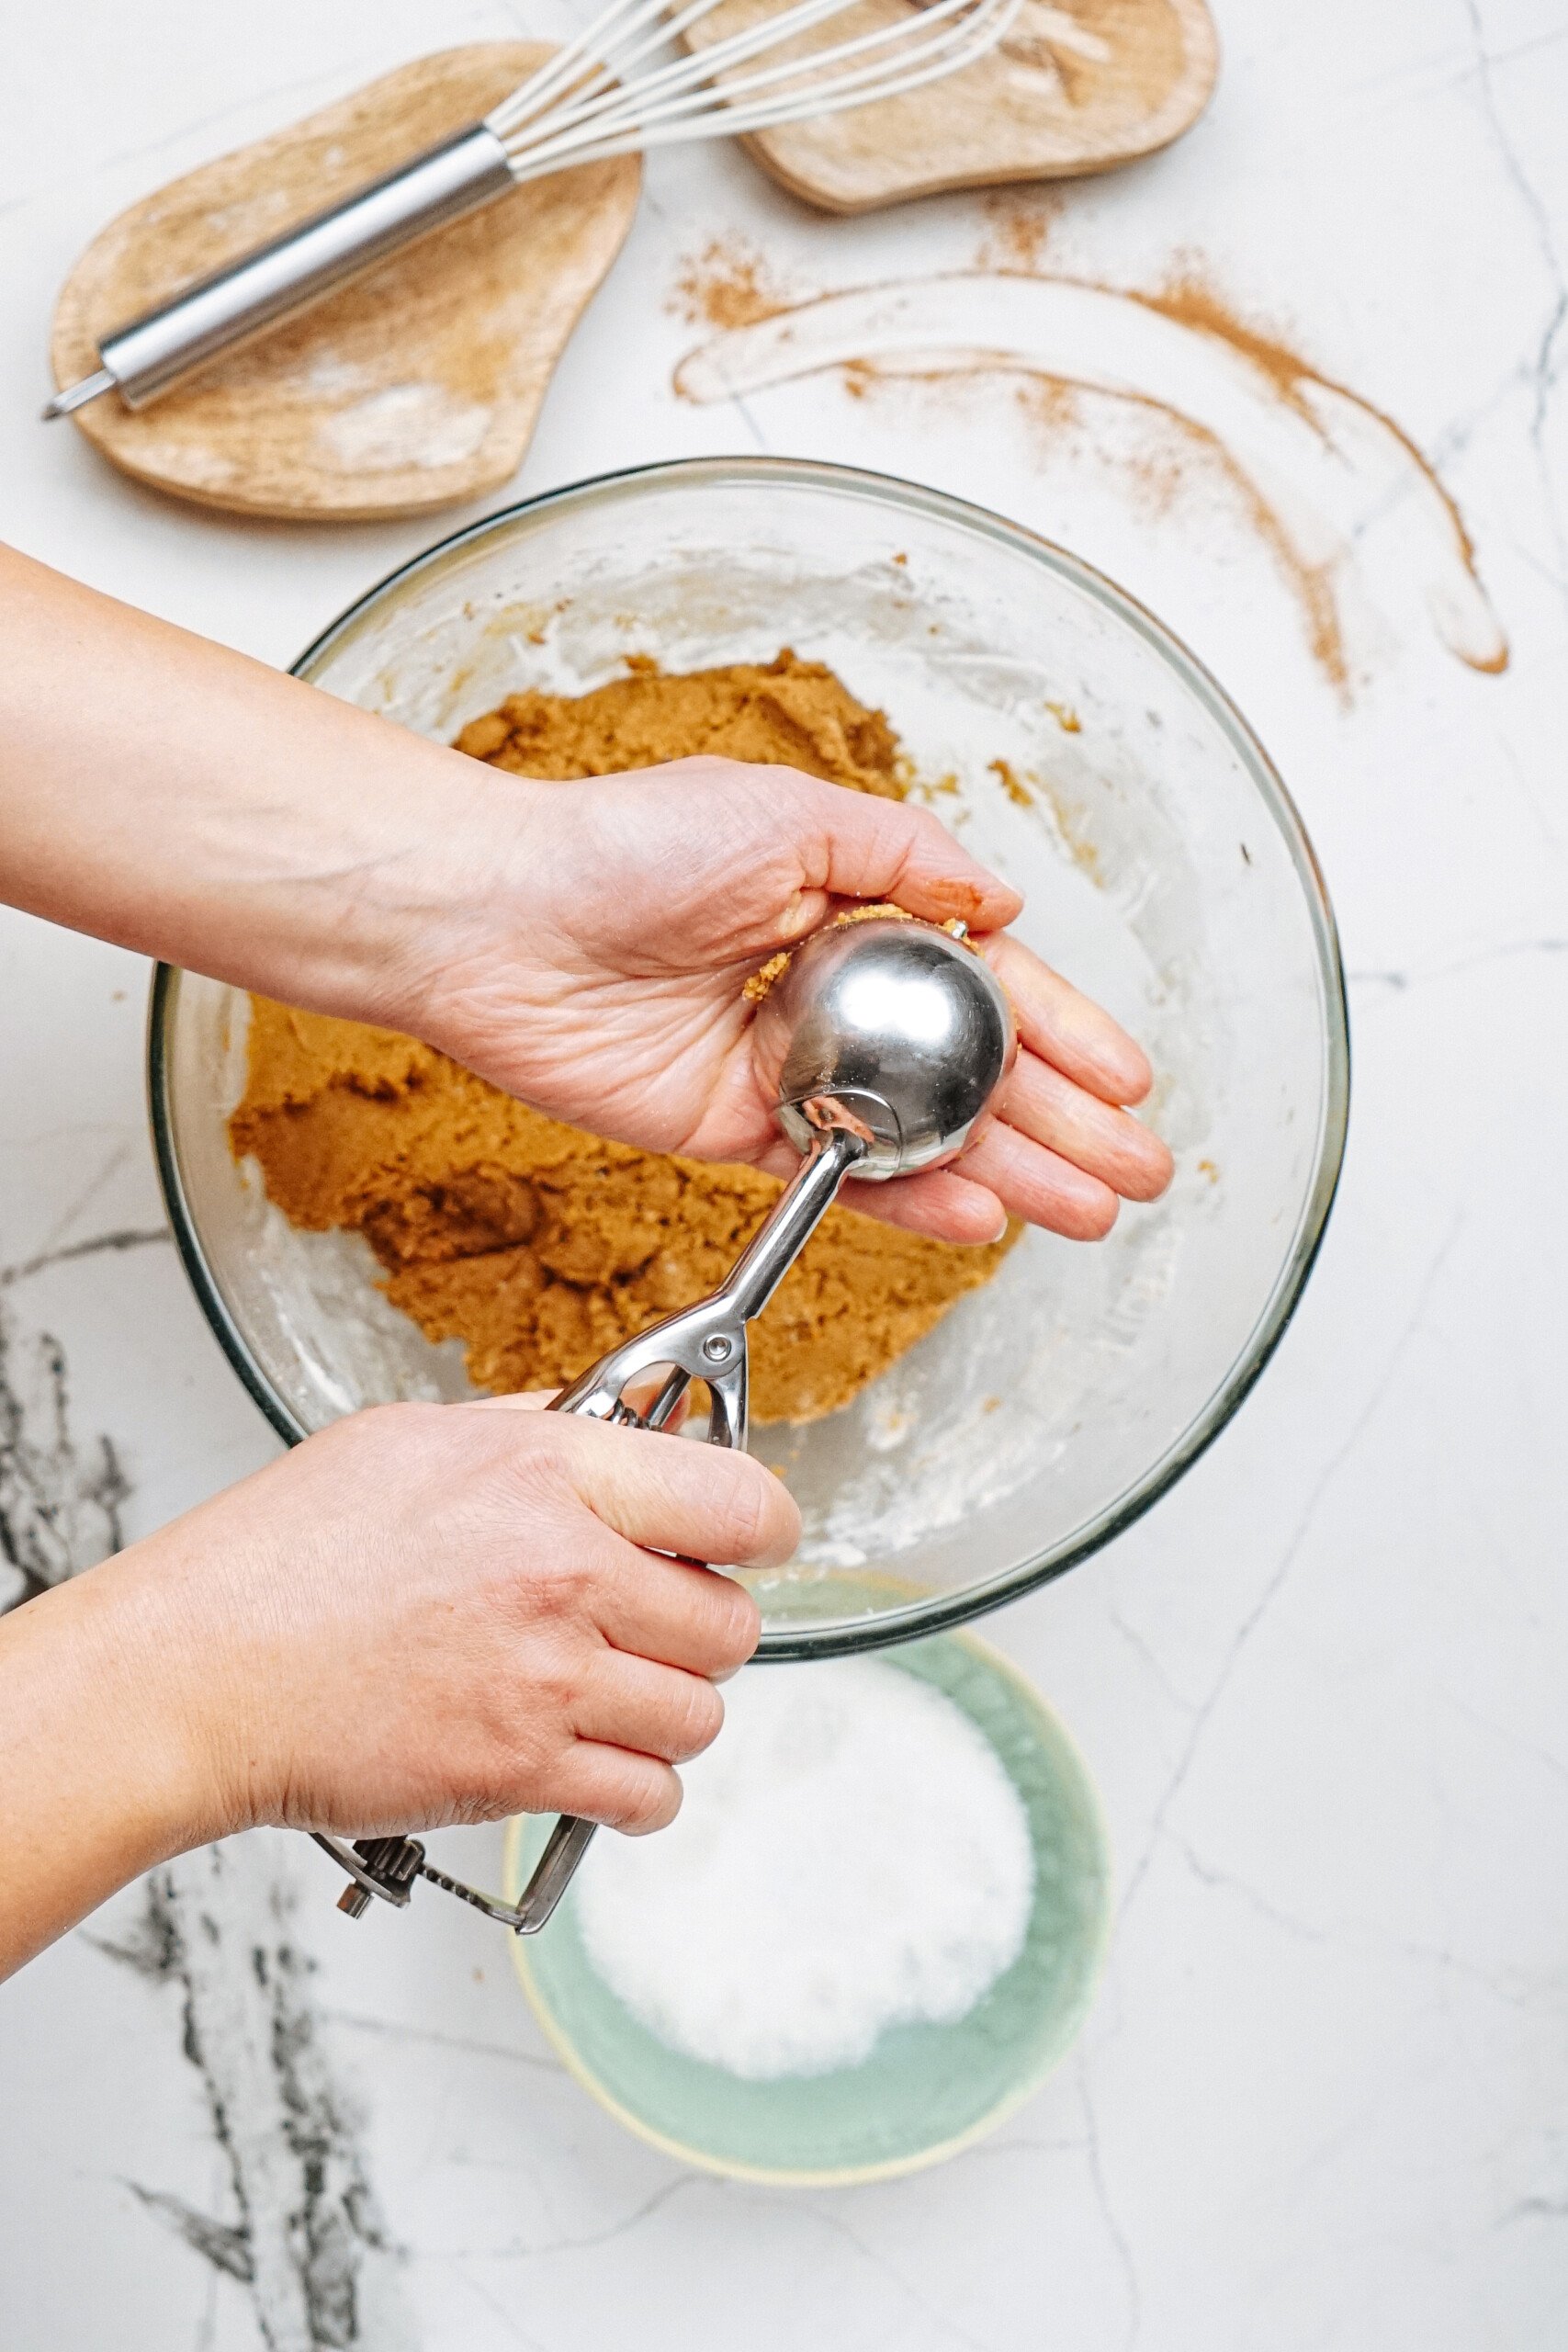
230;652;1015;1424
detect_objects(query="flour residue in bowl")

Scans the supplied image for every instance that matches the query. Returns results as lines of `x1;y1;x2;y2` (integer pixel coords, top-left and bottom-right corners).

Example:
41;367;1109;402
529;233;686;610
573;1659;1034;2080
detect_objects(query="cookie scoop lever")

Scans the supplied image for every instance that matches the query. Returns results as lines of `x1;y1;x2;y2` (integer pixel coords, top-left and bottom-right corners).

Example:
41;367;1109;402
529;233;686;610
314;912;1016;1930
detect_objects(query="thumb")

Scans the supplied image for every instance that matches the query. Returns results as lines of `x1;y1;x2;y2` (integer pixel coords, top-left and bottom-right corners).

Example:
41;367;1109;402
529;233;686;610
780;772;1024;933
465;1389;558;1412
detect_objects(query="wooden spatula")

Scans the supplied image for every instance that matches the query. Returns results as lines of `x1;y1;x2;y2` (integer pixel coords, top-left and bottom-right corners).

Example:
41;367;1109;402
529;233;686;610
49;45;640;521
688;0;1218;215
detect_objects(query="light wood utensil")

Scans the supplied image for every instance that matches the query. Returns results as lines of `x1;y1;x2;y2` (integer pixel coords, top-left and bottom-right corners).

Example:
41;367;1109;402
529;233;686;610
687;0;1218;213
48;0;1013;439
49;46;641;521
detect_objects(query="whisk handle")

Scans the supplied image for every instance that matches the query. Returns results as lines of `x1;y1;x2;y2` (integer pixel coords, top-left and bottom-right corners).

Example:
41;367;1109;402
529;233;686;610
51;123;514;416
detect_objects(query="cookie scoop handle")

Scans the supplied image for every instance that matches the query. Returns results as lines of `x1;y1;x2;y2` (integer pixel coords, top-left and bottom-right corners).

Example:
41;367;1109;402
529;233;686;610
314;1125;865;1934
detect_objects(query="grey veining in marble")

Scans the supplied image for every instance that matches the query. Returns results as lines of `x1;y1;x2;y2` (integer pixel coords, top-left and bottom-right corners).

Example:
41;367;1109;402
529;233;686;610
92;1854;414;2352
0;1302;129;1611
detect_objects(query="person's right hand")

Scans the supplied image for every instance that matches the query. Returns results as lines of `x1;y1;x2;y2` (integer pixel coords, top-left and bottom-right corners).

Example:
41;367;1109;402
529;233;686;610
107;1396;786;1849
1;1394;788;1977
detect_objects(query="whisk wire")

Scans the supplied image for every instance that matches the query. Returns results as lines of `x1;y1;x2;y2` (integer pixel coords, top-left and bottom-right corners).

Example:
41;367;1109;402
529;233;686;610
487;0;736;140
512;9;1018;175
696;0;1021;127
492;0;865;149
45;0;1018;419
673;0;1018;113
488;0;1019;172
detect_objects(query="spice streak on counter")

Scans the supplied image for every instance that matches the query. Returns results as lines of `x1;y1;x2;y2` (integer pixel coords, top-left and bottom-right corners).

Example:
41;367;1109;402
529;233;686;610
672;250;1507;695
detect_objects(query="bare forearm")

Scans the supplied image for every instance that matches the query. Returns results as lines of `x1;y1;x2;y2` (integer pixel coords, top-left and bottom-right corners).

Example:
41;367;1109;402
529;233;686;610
0;542;527;1027
0;1555;218;1978
0;1400;776;1980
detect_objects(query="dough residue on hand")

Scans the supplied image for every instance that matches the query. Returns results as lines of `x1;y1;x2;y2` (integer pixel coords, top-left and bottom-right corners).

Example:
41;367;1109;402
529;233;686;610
231;651;1014;1425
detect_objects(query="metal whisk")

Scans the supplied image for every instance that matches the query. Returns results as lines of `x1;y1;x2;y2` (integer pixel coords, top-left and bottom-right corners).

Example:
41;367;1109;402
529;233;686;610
45;0;1020;420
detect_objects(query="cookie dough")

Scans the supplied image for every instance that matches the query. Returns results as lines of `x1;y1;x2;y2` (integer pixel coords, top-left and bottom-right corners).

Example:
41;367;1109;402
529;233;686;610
231;653;1014;1424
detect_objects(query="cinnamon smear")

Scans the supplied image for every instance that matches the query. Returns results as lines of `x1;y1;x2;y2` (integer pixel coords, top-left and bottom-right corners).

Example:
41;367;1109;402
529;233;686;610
672;246;1508;692
976;187;1062;275
671;234;800;330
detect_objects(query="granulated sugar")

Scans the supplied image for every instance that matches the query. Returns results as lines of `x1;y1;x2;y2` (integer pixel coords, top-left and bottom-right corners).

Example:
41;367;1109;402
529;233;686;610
574;1658;1034;2080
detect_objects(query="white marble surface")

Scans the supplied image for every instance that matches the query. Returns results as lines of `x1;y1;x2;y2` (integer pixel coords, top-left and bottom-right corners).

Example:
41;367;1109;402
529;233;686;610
3;2;1566;2345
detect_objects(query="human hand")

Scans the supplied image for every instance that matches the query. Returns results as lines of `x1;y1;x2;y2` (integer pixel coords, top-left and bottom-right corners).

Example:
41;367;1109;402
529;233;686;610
0;1387;794;1975
0;552;1168;1247
105;1396;783;1848
407;757;1175;1245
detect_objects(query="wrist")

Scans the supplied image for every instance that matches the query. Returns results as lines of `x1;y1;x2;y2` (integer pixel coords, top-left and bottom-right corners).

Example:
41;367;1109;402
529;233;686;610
0;1550;229;1973
58;1547;231;1852
366;760;551;1052
221;732;533;1041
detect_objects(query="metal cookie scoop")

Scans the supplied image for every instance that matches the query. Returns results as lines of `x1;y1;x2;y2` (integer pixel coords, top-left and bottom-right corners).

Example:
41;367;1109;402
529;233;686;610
315;913;1017;1931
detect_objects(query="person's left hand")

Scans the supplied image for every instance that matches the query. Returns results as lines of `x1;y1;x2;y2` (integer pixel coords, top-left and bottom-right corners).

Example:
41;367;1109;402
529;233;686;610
402;755;1174;1246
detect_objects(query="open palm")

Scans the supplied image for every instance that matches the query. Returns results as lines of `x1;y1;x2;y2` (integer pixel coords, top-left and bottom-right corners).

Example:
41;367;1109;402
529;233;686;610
419;756;1172;1245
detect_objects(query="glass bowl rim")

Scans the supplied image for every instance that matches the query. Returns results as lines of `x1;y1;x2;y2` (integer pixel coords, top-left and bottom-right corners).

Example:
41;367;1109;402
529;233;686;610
147;452;1350;1659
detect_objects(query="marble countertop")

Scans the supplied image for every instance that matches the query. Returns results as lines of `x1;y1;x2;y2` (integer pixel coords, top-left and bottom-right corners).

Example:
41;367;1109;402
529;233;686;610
2;2;1565;2345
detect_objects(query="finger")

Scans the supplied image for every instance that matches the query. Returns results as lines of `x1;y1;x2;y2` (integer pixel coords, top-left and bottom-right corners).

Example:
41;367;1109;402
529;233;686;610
558;1419;800;1569
755;1123;1121;1245
622;1369;693;1430
761;772;1023;936
575;1651;726;1764
471;1384;689;1430
750;1136;1010;1245
595;1546;761;1677
981;932;1153;1107
958;1119;1121;1240
552;1742;683;1835
999;1052;1174;1203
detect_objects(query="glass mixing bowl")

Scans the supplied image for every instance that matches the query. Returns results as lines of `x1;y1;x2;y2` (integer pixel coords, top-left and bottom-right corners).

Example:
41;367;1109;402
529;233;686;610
150;458;1348;1657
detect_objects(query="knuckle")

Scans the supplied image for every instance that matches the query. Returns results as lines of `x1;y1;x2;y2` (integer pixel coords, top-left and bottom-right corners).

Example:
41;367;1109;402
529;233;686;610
608;1766;682;1836
1074;1189;1121;1241
537;1551;600;1622
670;1676;725;1759
503;1413;579;1494
451;1718;558;1823
708;1574;762;1669
1129;1131;1176;1201
511;1528;611;1629
320;1397;441;1465
711;1458;795;1566
532;1647;589;1726
660;753;737;793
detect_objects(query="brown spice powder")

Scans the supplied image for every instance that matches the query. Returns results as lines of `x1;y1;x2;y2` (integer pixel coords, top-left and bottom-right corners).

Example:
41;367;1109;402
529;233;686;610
231;653;1014;1424
671;234;800;330
976;188;1062;275
705;243;1502;695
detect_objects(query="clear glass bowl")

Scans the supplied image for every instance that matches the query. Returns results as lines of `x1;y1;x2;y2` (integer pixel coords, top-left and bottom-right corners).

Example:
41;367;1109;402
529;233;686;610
149;458;1348;1658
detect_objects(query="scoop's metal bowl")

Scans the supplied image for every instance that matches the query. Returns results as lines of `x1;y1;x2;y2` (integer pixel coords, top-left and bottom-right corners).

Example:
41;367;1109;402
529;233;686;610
752;913;1017;1179
149;456;1348;1659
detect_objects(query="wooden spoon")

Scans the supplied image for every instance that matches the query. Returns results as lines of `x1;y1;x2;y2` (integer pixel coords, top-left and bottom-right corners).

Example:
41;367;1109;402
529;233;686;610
688;0;1219;215
49;46;640;521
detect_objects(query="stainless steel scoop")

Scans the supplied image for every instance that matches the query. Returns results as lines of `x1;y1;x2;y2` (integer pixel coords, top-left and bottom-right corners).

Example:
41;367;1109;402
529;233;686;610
315;912;1016;1930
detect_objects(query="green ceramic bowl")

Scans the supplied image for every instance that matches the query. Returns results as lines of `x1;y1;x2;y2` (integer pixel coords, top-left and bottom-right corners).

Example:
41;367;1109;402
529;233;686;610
503;1632;1111;2185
